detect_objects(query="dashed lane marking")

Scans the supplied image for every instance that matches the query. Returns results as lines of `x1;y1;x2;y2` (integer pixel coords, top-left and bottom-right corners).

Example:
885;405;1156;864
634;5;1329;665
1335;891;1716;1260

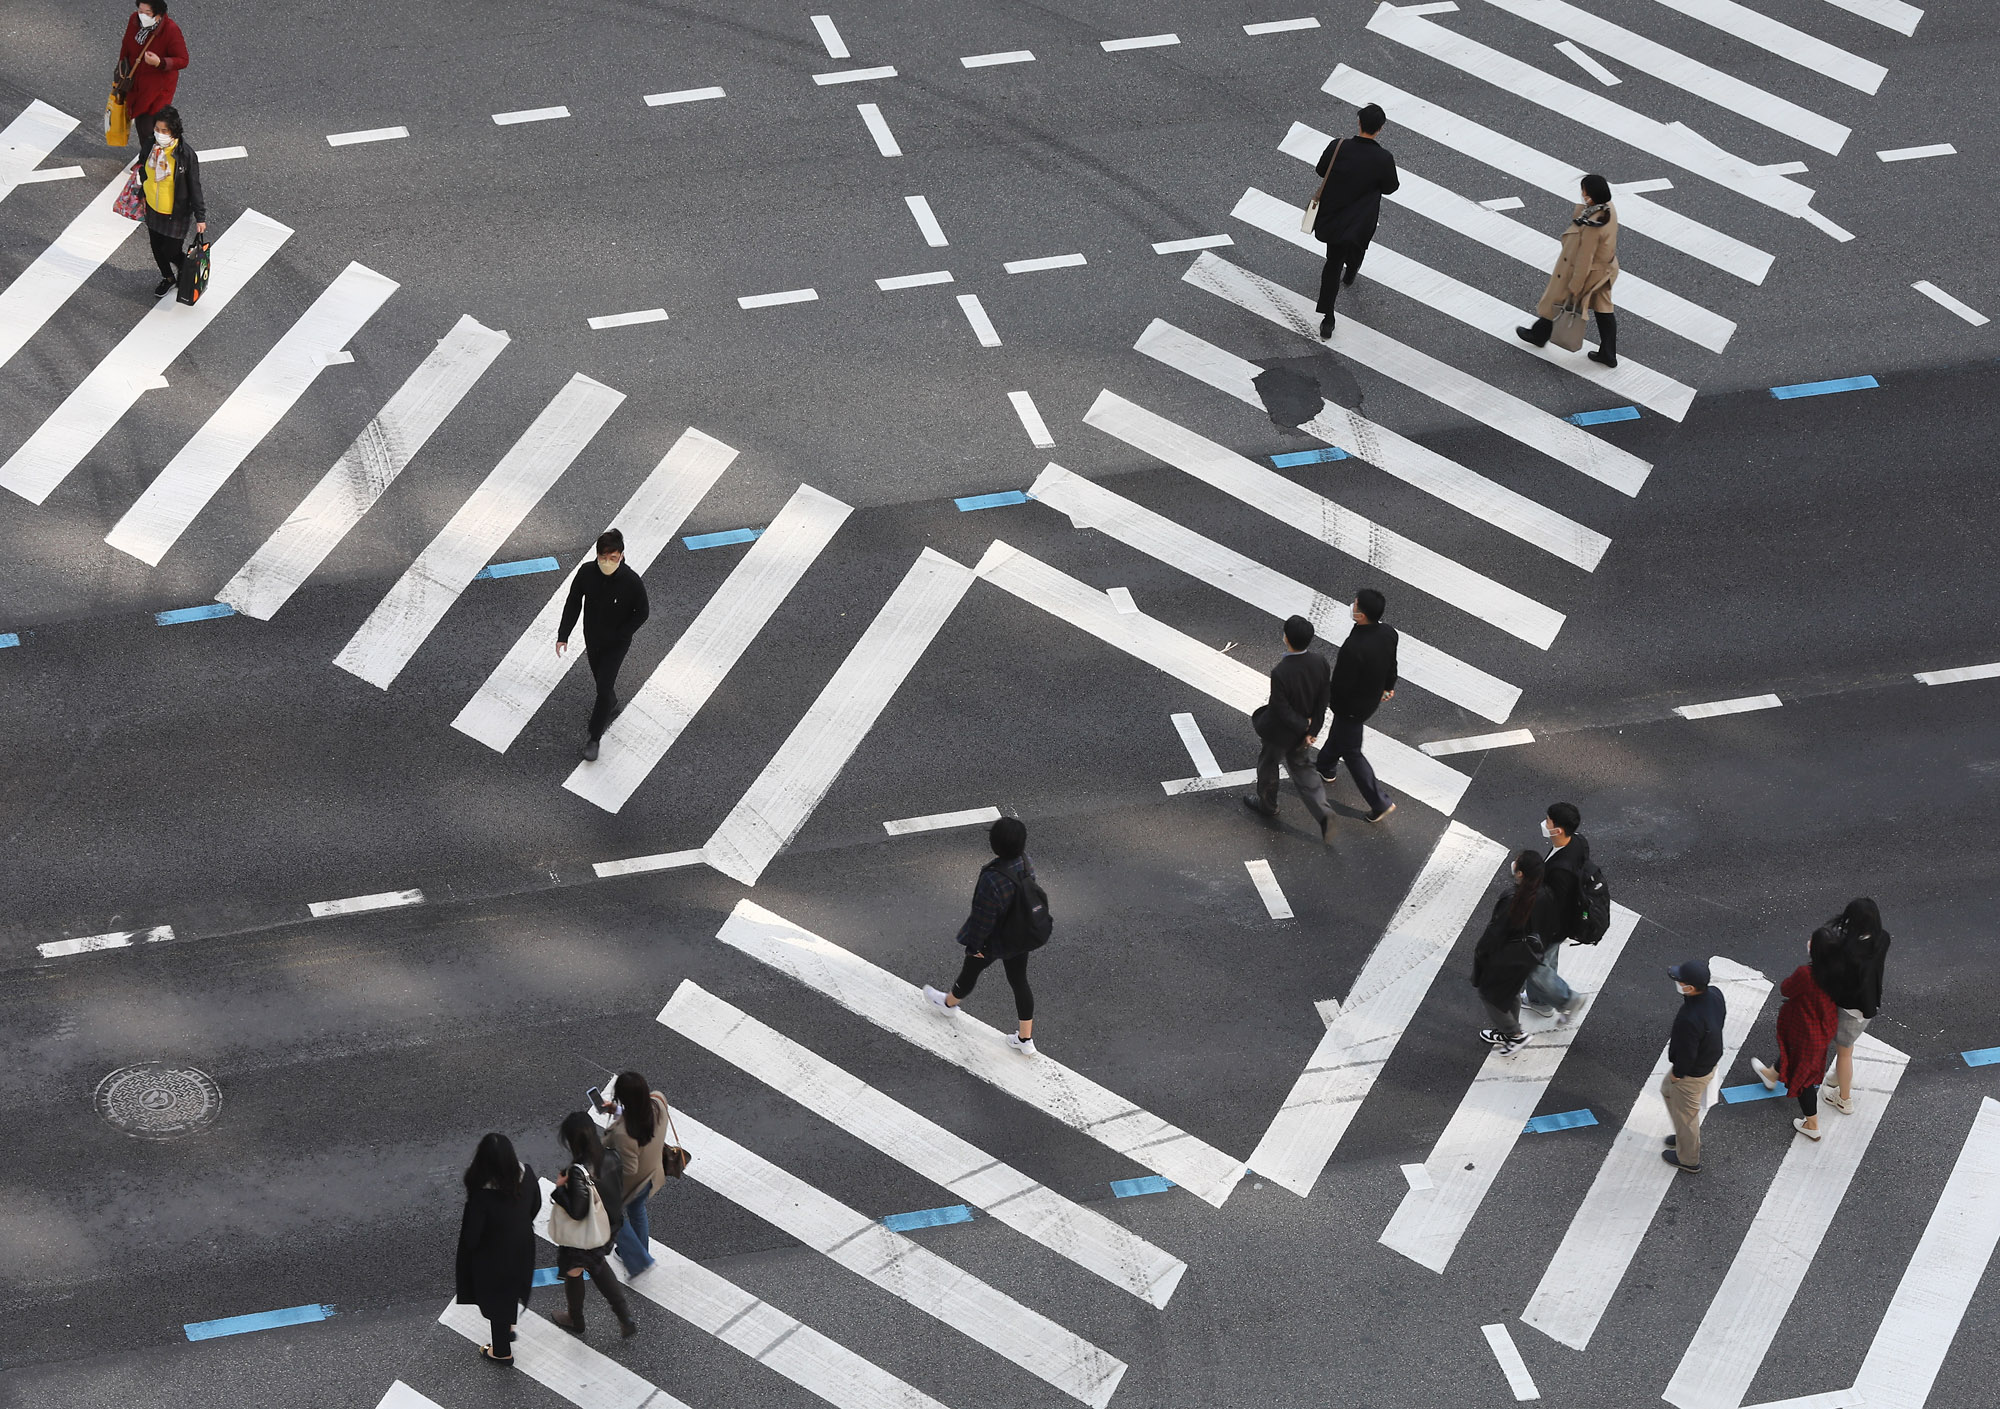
587;307;669;329
961;50;1035;67
491;107;568;125
645;86;725;106
1673;694;1782;719
326;126;408;146
856;102;901;156
882;806;1002;835
38;926;174;959
308;889;424;920
814;66;896;85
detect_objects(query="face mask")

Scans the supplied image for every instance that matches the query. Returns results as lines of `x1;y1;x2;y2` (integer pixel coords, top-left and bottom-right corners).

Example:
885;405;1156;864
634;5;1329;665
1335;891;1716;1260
596;557;618;575
154;130;171;144
1540;819;1553;839
138;12;159;26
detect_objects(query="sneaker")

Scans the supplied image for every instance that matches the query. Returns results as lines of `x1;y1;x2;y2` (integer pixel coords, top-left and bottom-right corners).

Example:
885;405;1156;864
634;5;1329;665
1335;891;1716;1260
1365;803;1397;824
1479;1028;1508;1048
1749;1057;1779;1091
1497;1034;1529;1055
619;1318;639;1339
1552;1007;1577;1028
922;985;956;1014
1007;1033;1038;1056
1242;796;1277;819
1793;1117;1822;1142
1821;1089;1854;1114
1661;1150;1700;1173
1521;1000;1557;1019
153;277;176;297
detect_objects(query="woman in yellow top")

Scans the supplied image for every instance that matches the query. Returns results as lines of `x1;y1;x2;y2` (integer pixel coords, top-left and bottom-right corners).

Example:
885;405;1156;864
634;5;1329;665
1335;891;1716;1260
1517;173;1621;368
140;105;205;297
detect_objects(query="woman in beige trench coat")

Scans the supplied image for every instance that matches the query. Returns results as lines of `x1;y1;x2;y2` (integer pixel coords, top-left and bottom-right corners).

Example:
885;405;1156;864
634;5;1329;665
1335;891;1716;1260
1517;173;1621;367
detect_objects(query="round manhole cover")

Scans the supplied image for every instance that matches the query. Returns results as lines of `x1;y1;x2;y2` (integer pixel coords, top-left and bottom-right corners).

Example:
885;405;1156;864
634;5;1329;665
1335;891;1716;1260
94;1062;222;1139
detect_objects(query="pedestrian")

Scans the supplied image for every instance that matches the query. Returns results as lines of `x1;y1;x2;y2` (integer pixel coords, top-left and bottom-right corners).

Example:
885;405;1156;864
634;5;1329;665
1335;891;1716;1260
1319;589;1397;824
547;1111;639;1340
1306;103;1400;338
1661;958;1726;1173
923;816;1050;1055
603;1071;671;1278
1749;943;1839;1141
1471;851;1556;1055
1242;615;1334;841
115;2;190;158
454;1132;541;1365
1807;899;1890;1115
557;529;649;762
1520;802;1587;1023
1516;175;1621;367
138;107;205;299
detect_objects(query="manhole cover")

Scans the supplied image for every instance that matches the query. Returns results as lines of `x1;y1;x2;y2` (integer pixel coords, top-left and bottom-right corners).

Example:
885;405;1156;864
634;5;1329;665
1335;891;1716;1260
93;1062;222;1139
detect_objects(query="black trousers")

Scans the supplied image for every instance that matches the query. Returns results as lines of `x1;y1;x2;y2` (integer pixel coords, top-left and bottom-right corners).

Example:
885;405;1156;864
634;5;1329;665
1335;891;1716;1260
1316;240;1369;314
1319;715;1389;815
148;227;187;283
585;634;631;739
1796;1084;1819;1119
488;1310;515;1358
951;950;1034;1021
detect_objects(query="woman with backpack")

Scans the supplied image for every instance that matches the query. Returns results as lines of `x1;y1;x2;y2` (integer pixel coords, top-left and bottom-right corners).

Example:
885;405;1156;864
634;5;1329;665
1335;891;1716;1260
923;816;1048;1056
548;1111;638;1340
138;105;204;298
453;1132;540;1365
1471;851;1559;1056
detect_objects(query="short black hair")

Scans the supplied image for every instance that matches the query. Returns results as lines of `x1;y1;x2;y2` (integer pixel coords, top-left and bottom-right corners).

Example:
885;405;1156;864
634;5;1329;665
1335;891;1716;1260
1283;615;1314;650
152;105;183;141
596;528;624;556
1581;173;1612;204
1358;104;1386;134
1547;802;1581;835
1353;588;1385;623
990;816;1026;859
139;0;168;14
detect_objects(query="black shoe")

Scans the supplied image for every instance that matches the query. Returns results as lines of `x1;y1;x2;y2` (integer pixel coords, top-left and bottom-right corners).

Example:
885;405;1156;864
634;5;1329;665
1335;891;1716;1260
1588;349;1619;368
1242;796;1276;819
1365;803;1397;824
619;1319;639;1339
1516;326;1548;348
1664;1134;1677;1148
1319;815;1333;842
580;737;600;761
1341;270;1357;288
154;277;175;297
1318;315;1334;338
1661;1150;1699;1173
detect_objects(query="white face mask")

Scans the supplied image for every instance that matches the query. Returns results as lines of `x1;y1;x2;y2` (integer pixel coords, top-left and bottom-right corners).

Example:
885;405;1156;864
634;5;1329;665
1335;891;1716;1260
138;11;160;27
1540;818;1553;839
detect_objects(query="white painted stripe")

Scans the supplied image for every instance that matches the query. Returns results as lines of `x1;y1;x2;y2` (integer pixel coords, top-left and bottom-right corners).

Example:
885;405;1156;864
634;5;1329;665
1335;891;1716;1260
1182;255;1651;495
1520;956;1772;1349
587;307;669;329
1820;0;1922;36
1645;0;1885;94
1171;712;1224;777
17;165;83;183
904;194;948;246
1005;253;1087;273
1554;39;1620;85
1801;206;1855;242
645;86;726;106
883;806;1002;836
1481;195;1525;210
334;374;624;688
662;982;1188;1306
1911;280;1988;326
105;263;399;565
492;106;569;124
1421;728;1535;756
1163;767;1259;796
1916;661;2000;686
856;102;901;156
327;126;408;146
218;314;510;620
0;210;292;505
1674;693;1781;719
666;1105;1127;1407
1137;313;1614;567
739;287;819;309
1030;464;1520;723
810;14;849;58
1152;234;1233;253
1757;162;1809;176
704;551;975;884
1234;187;1699;419
1483;1324;1541;1400
876;269;952;290
1248;821;1509;1195
593;849;705;879
1664;1035;1911;1409
717;899;1249;1207
1008;390;1054;447
309;889;424;919
1245;17;1321;35
961;50;1035;67
956;293;1001;346
976;540;1474;814
1879;143;1955;162
438;1301;687;1409
1401;1162;1433;1191
1105;586;1138;613
1616;177;1674;193
566;485;852;812
1382;907;1637;1270
1085;388;1567;647
454;426;737;751
375;1383;442;1409
1102;33;1178;51
1324;64;1772;283
198;146;247;161
1245;860;1295;920
1403;1;1464;11
0;99;79;200
814;66;897;85
38;925;174;959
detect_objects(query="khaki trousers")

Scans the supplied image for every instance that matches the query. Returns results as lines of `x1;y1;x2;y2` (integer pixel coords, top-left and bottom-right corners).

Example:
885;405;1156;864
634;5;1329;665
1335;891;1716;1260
1661;1069;1714;1168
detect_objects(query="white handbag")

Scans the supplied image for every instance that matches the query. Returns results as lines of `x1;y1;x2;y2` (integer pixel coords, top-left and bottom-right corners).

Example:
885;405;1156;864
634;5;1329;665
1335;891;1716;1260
548;1166;612;1248
1301;138;1343;234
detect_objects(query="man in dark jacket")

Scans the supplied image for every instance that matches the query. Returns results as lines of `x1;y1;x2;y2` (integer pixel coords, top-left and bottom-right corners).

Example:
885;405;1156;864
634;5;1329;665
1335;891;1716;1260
1319;589;1397;823
924;817;1043;1055
1523;802;1588;1021
1244;615;1334;840
557;528;650;761
1311;103;1400;337
1662;958;1726;1173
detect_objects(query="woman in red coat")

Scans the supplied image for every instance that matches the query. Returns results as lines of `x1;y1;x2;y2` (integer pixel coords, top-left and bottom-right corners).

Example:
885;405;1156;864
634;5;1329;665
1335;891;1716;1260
116;1;190;160
1749;946;1839;1140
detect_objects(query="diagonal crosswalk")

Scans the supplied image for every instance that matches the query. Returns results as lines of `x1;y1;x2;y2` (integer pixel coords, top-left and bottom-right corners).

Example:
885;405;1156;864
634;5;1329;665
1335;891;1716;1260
0;99;79;201
1644;0;1886;92
0;164;144;371
438;1299;690;1408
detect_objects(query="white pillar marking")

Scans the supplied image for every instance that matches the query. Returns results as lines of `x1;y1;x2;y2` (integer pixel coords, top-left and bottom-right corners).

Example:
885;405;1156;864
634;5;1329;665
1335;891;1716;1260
1554;40;1621;85
856;103;900;156
1911;281;1988;326
1643;0;1885;93
1245;860;1295;920
1818;0;1922;36
0;99;79;201
1674;693;1781;719
810;14;849;58
904;195;948;246
1008;390;1054;447
438;1301;689;1409
883;806;1003;836
1171;712;1224;777
955;293;1001;346
1483;1323;1542;1399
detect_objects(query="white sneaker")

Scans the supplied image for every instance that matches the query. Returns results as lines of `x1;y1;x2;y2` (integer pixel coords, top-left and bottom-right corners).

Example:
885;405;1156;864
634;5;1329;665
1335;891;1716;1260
923;985;957;1014
1552;1005;1578;1028
1007;1033;1038;1056
1750;1058;1779;1091
1821;1089;1853;1114
1793;1117;1822;1141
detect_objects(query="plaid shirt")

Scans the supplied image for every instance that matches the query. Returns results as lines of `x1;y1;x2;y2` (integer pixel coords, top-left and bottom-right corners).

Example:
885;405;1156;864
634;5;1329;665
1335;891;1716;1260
957;856;1029;953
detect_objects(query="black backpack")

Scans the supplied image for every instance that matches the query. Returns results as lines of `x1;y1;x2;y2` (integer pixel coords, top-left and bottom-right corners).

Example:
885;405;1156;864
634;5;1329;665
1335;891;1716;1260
1571;859;1613;944
990;860;1053;954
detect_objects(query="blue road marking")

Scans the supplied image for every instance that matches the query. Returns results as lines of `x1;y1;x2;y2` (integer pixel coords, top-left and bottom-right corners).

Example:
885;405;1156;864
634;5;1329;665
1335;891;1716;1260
474;556;561;580
0;632;19;649
1110;1175;1176;1197
1568;406;1640;426
882;1204;974;1232
532;1267;585;1286
954;490;1029;511
1963;1047;2000;1068
1270;447;1348;468
185;1303;335;1341
1722;1081;1789;1103
1524;1108;1598;1133
155;603;235;626
685;528;763;549
1771;375;1879;400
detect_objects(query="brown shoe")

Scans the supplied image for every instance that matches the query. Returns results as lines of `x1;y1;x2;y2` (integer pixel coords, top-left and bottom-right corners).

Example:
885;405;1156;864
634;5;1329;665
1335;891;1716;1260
548;1310;584;1336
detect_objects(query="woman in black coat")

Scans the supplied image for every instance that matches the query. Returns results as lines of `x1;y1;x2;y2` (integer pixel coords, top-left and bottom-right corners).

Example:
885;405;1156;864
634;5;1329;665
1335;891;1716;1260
1809;897;1891;1114
1471;851;1560;1055
454;1132;541;1364
138;104;204;298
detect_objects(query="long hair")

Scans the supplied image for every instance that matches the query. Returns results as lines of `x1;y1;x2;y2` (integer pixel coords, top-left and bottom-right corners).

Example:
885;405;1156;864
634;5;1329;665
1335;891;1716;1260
1840;897;1882;938
559;1111;603;1167
1508;850;1546;927
614;1071;656;1145
463;1132;520;1194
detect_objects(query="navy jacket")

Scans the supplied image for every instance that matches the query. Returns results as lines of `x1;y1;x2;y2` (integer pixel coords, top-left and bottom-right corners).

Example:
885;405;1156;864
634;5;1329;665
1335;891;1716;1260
1668;987;1727;1078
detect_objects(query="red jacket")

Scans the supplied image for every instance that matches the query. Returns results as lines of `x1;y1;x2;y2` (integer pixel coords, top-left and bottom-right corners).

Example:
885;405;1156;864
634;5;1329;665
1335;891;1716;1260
118;14;189;118
1775;964;1838;1095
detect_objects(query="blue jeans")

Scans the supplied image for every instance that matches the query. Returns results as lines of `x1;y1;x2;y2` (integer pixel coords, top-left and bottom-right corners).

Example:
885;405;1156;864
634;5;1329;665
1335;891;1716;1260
612;1189;654;1276
1523;944;1577;1012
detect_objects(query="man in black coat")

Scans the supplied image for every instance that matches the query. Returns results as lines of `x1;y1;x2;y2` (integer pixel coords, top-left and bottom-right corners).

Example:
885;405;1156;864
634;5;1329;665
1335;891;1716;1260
1662;958;1726;1174
1244;615;1334;840
557;528;650;761
1319;588;1397;823
1310;103;1400;337
1523;802;1589;1021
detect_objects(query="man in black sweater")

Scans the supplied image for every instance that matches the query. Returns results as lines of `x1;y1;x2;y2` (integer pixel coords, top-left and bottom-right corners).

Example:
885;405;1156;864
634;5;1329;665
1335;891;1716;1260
1662;958;1726;1173
1244;615;1334;840
557;529;650;761
1320;588;1397;823
1310;103;1400;337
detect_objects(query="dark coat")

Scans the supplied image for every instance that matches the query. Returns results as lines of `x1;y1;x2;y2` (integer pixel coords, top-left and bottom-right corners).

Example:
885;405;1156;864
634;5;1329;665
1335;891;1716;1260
1257;648;1332;745
1543;835;1591;943
1668;985;1727;1078
1810;917;1889;1017
140;141;205;243
557;560;650;646
1312;135;1400;248
117;14;189;119
1471;888;1558;1006
454;1164;541;1323
553;1149;627;1237
1329;622;1398;722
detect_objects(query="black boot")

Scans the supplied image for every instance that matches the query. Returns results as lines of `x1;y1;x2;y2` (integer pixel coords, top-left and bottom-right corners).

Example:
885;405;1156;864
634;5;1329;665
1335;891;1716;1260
1588;312;1618;367
550;1271;587;1335
1516;318;1552;348
1318;314;1334;338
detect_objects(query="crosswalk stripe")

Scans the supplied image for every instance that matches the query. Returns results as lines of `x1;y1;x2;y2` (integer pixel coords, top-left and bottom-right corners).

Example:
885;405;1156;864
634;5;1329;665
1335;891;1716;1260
0;210;293;506
565;484;852;812
1085;387;1567;647
218;315;512;620
1183;253;1651;495
976;540;1474;814
1519;955;1772;1350
1134;314;1612;568
104;262;400;565
1234;187;1698;420
1325;65;1771;285
1378;904;1639;1271
437;1300;688;1408
661;981;1188;1307
1279;121;1736;352
1027;462;1522;723
717;899;1249;1208
375;1384;443;1409
1664;1033;1912;1409
661;1106;1128;1407
0;99;79;200
333;373;624;688
1246;820;1509;1196
1368;4;1817;218
1820;0;1922;37
703;549;976;885
453;426;738;751
1639;0;1884;93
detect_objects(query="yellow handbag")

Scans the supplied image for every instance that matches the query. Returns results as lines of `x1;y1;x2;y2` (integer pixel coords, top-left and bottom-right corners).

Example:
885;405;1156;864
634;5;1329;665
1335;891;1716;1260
105;90;130;147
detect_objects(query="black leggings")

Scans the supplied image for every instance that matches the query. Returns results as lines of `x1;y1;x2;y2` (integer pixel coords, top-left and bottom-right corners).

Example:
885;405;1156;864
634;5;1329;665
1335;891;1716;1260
1797;1084;1819;1119
148;227;187;282
951;951;1034;1021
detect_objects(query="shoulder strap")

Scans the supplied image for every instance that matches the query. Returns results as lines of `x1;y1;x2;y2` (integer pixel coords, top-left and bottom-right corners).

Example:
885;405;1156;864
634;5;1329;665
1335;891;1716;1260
1310;138;1344;206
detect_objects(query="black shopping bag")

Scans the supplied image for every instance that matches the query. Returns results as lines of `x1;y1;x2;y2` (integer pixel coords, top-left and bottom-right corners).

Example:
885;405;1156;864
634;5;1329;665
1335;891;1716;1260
176;237;211;305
